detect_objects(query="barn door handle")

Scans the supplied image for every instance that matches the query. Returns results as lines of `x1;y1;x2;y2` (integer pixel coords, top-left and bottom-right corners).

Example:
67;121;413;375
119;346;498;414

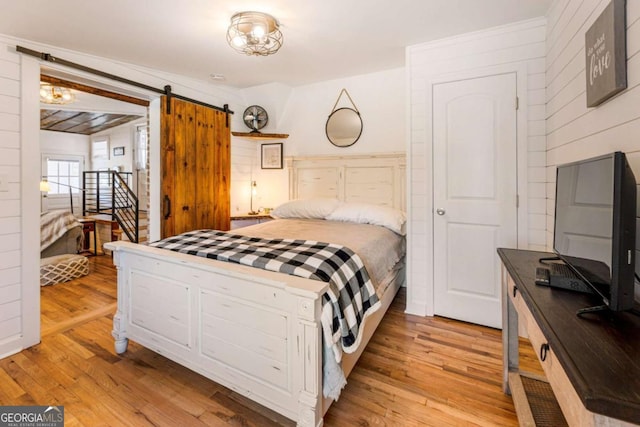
540;343;550;362
163;195;171;219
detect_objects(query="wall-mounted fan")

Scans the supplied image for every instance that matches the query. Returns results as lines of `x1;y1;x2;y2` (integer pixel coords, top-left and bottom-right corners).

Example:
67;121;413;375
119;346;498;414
243;105;268;133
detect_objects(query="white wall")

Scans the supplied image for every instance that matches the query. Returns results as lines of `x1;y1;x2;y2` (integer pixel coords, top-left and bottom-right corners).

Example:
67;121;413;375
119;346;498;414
230;138;259;215
282;68;405;157
91;118;145;172
239;68;406;210
41;130;90;157
406;18;547;316
0;39;24;357
239;82;293;134
233;82;293;214
545;0;640;299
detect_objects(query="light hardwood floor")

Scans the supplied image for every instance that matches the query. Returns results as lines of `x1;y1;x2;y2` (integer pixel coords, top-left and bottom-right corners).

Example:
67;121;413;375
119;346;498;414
1;256;542;426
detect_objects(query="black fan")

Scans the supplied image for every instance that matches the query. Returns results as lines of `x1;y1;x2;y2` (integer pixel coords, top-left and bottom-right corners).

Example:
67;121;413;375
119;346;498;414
243;105;268;133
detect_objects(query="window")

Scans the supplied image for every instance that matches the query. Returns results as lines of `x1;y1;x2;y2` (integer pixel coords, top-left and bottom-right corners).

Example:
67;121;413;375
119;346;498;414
135;124;148;170
92;137;109;160
45;159;81;195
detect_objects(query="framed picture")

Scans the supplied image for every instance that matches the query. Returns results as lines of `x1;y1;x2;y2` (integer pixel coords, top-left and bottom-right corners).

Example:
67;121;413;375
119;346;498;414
113;146;125;156
585;0;627;107
261;143;283;169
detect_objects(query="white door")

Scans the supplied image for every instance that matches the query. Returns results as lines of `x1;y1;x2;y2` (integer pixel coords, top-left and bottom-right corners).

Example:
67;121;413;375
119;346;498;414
432;73;518;329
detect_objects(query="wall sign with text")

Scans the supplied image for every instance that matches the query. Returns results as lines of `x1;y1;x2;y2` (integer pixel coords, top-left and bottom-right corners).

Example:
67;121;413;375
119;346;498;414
585;0;627;107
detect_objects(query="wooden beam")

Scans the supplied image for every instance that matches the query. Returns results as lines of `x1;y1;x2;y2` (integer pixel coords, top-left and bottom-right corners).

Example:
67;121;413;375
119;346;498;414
40;74;150;107
231;131;289;140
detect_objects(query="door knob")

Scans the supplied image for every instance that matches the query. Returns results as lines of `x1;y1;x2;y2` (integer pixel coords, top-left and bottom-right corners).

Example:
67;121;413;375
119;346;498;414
436;208;446;216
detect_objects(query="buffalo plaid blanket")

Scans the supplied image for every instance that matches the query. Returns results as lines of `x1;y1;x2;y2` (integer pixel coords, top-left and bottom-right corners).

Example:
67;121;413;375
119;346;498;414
150;229;380;362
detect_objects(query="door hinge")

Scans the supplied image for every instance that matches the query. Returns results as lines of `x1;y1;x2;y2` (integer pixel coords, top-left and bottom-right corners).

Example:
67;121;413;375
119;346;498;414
515;96;519;110
516;195;520;208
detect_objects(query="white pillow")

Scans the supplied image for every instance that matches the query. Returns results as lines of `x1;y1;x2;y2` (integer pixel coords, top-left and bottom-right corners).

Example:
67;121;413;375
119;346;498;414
326;203;406;235
271;198;341;219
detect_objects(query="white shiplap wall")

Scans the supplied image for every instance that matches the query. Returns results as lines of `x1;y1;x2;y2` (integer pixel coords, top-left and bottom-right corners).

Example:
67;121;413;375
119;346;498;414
406;18;547;316
0;41;22;355
545;0;640;299
230;138;258;216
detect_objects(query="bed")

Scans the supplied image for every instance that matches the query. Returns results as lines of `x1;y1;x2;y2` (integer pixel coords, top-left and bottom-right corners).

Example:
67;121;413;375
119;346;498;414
105;153;406;426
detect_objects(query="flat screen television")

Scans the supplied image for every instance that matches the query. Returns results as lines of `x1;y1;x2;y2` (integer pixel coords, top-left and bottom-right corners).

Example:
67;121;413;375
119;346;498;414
553;151;637;313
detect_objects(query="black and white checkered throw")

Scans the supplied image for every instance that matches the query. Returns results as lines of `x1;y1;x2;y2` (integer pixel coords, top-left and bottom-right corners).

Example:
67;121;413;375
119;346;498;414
150;229;381;362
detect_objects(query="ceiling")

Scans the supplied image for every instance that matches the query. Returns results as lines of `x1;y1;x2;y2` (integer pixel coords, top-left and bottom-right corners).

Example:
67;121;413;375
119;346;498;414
38;78;148;135
0;0;552;89
40;109;143;135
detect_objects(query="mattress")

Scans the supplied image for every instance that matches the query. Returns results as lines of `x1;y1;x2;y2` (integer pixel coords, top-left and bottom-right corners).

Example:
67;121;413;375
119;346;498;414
232;218;406;293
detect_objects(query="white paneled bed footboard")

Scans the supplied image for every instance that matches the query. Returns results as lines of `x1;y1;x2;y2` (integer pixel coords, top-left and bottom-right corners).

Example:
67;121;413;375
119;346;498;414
107;241;404;426
108;242;326;425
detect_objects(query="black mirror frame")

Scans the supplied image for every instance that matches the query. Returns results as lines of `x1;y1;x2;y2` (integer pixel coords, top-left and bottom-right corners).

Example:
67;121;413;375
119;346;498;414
325;107;363;148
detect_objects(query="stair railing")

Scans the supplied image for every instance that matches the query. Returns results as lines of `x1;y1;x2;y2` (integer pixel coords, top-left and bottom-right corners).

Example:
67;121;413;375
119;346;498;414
112;172;139;243
82;170;139;243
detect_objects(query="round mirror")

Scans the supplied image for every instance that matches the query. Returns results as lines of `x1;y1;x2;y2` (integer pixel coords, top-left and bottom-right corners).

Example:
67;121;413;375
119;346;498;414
325;108;362;147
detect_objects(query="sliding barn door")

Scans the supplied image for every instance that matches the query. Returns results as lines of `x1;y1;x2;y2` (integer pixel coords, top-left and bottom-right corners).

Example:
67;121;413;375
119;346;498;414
161;97;230;238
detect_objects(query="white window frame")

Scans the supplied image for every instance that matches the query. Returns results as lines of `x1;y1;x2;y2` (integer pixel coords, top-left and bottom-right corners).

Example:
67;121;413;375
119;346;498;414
92;137;109;160
41;154;84;213
135;124;148;170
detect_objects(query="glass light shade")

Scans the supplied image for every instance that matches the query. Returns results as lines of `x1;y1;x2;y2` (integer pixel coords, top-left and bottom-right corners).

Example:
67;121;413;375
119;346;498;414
232;35;246;47
252;25;266;38
226;11;283;56
39;83;75;105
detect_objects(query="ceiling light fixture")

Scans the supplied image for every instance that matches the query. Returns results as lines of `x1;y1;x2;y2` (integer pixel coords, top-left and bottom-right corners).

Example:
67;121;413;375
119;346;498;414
40;83;75;104
226;11;283;56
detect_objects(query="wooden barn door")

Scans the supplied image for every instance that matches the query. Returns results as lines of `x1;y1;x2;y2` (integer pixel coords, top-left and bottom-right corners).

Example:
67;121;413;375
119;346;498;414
161;96;230;238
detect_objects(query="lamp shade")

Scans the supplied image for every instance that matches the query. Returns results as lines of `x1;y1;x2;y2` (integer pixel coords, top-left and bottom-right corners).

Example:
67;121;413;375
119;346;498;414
40;83;75;104
226;11;283;56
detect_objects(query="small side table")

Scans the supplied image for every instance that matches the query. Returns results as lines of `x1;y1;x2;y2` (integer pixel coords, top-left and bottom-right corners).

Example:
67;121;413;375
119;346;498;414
230;214;273;230
77;218;97;256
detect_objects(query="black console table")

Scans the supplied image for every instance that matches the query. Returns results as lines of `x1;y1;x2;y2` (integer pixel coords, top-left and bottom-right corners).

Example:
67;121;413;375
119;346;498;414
498;248;640;426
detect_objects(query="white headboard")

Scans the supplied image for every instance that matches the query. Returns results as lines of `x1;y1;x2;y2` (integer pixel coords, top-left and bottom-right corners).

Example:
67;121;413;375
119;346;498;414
286;153;406;210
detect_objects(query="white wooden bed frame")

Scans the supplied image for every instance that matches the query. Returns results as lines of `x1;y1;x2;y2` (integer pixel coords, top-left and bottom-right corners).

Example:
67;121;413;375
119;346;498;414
106;153;406;426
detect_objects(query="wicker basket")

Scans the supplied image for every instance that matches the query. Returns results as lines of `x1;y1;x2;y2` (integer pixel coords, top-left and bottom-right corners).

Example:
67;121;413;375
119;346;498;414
40;254;89;286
